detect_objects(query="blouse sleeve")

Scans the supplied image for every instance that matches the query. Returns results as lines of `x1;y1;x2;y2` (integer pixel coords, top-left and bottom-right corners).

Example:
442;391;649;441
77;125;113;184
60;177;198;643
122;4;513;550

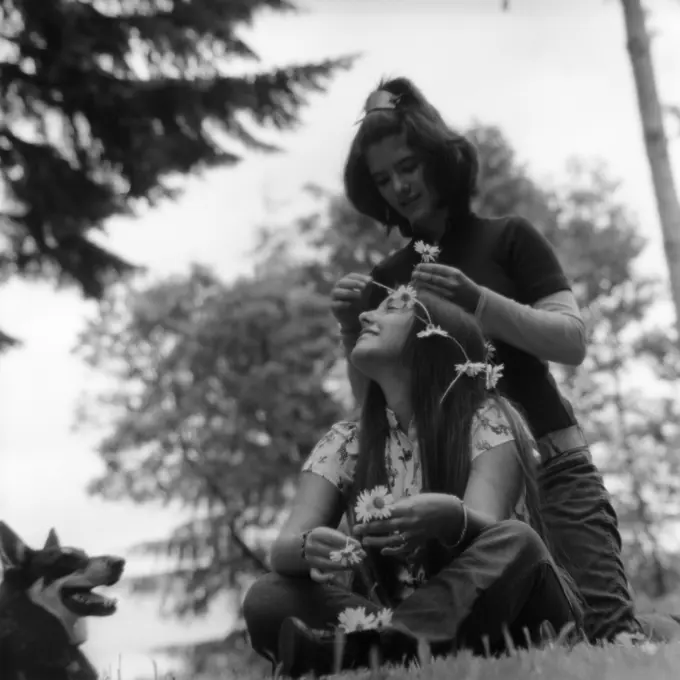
301;421;360;494
470;402;515;460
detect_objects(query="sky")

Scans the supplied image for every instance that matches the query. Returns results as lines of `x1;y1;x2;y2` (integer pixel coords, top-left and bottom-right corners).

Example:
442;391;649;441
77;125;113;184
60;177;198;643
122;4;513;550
1;0;680;676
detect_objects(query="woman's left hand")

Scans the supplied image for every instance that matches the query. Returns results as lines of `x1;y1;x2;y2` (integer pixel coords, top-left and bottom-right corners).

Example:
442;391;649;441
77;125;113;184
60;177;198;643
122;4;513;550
352;493;463;557
412;263;482;313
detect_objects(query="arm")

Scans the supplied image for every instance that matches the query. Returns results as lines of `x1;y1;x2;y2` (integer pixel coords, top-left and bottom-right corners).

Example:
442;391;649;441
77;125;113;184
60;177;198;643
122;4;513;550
269;472;344;575
441;402;525;545
269;422;359;575
477;217;587;366
456;440;525;539
475;288;587;365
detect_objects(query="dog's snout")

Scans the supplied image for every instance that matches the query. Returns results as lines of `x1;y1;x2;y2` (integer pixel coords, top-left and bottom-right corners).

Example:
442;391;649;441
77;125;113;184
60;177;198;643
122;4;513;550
108;556;125;577
95;555;125;585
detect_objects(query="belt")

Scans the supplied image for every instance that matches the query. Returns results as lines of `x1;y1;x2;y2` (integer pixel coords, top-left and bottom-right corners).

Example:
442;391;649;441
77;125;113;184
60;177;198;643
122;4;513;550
536;425;590;464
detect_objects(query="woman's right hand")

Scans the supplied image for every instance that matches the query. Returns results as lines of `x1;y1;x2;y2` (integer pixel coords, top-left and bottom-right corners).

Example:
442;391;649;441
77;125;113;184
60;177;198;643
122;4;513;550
331;273;373;333
303;526;365;576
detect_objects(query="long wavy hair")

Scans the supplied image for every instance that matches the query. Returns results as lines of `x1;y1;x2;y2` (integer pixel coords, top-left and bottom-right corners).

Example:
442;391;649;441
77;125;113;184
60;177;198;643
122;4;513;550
348;290;583;621
344;77;479;239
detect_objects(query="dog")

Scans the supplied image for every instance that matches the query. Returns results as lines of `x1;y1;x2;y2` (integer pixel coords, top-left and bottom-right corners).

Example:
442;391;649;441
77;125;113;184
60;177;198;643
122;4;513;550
0;522;125;680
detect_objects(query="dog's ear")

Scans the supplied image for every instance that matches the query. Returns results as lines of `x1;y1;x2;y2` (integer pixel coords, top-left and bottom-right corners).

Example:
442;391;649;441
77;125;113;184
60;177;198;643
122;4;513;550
43;529;61;550
0;522;33;571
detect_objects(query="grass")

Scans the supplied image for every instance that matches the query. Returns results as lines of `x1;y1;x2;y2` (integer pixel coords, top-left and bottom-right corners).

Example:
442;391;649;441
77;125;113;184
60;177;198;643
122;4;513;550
104;641;680;680
328;641;680;680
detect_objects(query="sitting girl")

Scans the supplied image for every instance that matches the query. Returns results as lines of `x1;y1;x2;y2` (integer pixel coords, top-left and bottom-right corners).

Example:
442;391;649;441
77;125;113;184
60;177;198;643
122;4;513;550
243;280;583;677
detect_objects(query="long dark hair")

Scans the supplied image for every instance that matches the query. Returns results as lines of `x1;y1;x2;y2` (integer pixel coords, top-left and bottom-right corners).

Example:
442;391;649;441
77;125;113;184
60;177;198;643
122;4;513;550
343;77;479;239
349;291;583;621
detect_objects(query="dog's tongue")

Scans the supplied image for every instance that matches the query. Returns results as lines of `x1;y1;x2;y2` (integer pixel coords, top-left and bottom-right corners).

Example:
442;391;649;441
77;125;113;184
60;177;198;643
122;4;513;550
69;589;117;613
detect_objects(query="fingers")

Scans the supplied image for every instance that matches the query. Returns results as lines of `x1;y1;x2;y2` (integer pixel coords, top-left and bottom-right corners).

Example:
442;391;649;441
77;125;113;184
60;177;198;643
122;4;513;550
414;263;461;277
310;568;351;585
305;553;353;572
361;532;408;549
310;568;337;583
343;273;372;284
333;274;372;295
381;543;415;557
309;527;362;551
353;518;406;537
412;272;455;290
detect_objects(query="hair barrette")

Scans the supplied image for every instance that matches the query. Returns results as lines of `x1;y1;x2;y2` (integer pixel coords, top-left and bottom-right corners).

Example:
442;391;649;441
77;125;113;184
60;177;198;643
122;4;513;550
354;89;403;125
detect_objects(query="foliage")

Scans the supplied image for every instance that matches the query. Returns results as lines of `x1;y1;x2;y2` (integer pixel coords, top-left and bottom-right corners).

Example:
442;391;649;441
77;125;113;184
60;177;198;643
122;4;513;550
78;263;343;612
0;0;354;344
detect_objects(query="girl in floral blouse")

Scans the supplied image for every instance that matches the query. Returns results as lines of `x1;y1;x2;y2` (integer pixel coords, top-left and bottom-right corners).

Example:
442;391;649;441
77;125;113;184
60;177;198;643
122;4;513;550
243;287;582;678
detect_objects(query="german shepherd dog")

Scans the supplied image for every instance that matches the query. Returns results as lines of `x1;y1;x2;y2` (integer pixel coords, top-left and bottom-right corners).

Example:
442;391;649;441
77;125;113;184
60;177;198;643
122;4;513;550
0;522;125;680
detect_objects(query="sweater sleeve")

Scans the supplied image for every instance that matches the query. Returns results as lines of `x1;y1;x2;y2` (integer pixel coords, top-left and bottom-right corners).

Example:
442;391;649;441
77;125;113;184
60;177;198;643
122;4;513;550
475;289;587;366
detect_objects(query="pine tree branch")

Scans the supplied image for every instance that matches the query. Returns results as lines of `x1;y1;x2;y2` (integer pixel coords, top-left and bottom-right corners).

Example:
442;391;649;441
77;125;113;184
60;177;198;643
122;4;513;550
175;432;269;573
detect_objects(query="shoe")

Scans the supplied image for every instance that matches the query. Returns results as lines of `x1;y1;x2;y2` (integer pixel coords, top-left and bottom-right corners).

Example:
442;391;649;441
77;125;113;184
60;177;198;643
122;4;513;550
278;617;381;678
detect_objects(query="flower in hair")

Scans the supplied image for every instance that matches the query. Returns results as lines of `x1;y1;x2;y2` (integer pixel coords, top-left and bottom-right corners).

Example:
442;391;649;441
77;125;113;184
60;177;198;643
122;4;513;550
389;285;418;310
414;241;440;263
485;364;504;390
455;361;487;378
355;486;394;523
417;324;449;339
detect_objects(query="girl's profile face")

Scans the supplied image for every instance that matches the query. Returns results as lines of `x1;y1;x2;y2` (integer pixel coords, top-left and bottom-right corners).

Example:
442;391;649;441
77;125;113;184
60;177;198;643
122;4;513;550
351;291;416;370
365;133;437;229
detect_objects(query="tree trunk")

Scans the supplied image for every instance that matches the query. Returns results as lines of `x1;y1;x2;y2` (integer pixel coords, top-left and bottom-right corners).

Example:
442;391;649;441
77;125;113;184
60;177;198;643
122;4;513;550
620;0;680;342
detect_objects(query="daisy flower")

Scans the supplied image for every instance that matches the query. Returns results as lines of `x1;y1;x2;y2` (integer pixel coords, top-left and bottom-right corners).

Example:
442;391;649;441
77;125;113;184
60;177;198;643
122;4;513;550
417;324;449;339
389;284;418;310
414;241;440;263
355;486;394;523
485;341;496;359
330;540;364;566
455;361;487;378
485;364;504;390
338;606;377;633
373;608;394;629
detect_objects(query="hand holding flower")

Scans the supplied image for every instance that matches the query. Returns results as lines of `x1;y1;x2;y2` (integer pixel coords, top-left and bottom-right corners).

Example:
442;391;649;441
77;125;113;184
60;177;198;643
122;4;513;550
353;493;465;557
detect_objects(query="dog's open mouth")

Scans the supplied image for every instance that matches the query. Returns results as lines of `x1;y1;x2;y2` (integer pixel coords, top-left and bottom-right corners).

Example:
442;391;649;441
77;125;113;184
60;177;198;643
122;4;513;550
61;586;118;616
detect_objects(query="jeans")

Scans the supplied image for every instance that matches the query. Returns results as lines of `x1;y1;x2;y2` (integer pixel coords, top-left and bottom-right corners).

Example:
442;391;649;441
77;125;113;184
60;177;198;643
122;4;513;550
537;440;638;642
244;520;580;666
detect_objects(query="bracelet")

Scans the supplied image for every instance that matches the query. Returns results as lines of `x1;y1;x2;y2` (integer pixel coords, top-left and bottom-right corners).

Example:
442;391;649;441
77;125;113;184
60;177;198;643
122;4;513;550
442;499;468;551
300;530;312;561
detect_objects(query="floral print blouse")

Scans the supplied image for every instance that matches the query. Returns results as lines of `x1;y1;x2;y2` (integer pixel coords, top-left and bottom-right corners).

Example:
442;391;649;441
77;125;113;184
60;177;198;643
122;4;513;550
301;399;529;602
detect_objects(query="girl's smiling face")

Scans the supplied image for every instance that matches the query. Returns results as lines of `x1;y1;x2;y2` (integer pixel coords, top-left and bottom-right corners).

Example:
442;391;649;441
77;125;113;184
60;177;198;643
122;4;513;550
365;133;438;229
351;288;417;369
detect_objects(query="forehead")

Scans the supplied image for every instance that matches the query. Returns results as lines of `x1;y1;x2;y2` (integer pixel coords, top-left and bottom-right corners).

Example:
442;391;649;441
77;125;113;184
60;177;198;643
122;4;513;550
365;133;414;174
378;290;415;313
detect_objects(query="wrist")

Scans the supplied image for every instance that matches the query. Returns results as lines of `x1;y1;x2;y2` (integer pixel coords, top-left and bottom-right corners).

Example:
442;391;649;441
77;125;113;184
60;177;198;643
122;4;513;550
474;286;488;320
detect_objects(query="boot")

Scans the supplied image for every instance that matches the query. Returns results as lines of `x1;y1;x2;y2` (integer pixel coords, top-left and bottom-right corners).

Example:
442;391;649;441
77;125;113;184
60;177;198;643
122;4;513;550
277;617;418;678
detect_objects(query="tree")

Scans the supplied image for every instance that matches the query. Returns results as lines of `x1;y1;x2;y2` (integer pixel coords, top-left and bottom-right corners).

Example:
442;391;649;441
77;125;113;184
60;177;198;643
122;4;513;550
77;264;343;606
543;165;680;599
0;0;354;345
619;0;680;345
571;278;680;598
501;0;680;342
